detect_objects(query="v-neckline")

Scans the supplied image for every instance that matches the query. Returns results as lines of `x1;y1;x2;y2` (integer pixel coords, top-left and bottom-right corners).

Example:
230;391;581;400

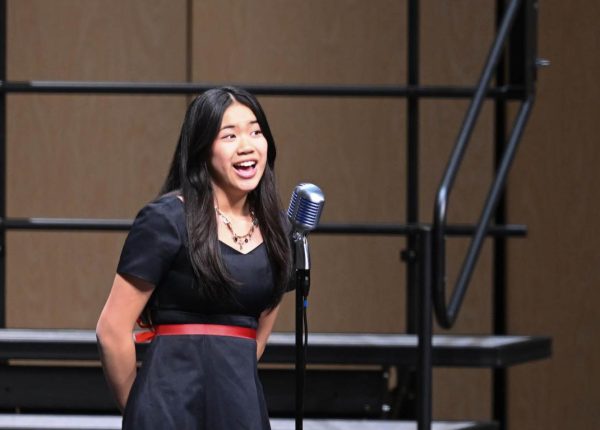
174;195;262;255
219;240;264;255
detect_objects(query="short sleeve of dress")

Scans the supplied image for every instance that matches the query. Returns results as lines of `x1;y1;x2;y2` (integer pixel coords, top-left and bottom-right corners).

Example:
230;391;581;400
117;200;181;286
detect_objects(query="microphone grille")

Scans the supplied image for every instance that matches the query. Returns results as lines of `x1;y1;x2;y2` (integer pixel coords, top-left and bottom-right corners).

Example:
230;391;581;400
287;189;300;220
287;183;325;233
296;198;321;228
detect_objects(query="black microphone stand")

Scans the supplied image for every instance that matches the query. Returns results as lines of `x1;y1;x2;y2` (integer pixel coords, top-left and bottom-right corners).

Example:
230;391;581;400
294;235;310;430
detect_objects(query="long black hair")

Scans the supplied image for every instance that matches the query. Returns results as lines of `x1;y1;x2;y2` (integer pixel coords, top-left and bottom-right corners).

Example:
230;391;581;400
161;86;291;309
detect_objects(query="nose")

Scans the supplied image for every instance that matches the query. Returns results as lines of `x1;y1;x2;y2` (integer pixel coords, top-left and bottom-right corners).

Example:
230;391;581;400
237;133;255;154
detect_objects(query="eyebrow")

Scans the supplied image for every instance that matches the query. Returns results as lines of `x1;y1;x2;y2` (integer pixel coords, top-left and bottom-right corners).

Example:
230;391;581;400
219;120;259;131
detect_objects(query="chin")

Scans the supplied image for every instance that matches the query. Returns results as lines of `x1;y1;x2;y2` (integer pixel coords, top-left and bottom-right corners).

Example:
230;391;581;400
240;182;261;193
227;179;258;195
237;173;265;193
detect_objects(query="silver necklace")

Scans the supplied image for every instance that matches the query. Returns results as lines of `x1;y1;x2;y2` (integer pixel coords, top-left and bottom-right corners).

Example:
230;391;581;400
215;207;258;251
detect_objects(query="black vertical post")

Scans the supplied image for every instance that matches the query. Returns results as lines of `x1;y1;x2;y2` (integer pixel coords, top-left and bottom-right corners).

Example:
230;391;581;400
416;227;432;430
406;0;420;334
0;0;6;328
295;269;308;430
492;64;509;430
492;0;523;430
402;0;420;420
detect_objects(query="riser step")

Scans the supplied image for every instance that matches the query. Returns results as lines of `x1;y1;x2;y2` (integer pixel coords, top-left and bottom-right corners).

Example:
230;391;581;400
0;329;551;368
0;414;497;430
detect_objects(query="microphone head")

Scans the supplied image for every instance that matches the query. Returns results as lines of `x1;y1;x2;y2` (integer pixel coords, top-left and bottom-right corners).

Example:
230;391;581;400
287;183;325;234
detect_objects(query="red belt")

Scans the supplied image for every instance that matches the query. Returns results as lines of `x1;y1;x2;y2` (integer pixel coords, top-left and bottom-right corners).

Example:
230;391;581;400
134;324;257;343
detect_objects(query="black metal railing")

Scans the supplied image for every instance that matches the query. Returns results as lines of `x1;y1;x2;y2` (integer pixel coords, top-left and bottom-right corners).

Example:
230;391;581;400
432;0;535;329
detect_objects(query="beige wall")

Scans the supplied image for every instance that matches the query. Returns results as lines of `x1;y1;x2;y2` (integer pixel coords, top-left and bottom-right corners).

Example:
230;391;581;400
4;0;599;428
507;0;600;428
6;0;188;327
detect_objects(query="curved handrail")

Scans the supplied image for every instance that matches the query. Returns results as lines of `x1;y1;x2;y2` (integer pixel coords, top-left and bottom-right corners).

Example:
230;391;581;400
433;96;534;328
432;0;527;329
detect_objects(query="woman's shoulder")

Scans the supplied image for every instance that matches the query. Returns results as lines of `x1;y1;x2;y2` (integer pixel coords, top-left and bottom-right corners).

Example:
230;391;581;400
118;192;184;282
134;191;185;229
152;191;184;210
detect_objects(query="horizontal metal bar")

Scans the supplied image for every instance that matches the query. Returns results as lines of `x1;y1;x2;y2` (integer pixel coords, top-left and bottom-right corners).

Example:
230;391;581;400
0;80;525;99
317;223;526;237
0;217;526;237
1;218;132;231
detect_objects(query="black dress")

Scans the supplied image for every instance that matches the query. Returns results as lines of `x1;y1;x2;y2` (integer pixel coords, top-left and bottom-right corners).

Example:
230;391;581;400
117;194;274;430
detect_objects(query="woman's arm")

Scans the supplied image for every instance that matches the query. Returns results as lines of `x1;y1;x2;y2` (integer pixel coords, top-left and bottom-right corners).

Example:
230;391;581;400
256;305;281;360
96;274;155;412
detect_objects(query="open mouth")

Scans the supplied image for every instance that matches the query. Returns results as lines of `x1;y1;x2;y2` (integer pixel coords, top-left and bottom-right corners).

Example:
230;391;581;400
233;161;257;172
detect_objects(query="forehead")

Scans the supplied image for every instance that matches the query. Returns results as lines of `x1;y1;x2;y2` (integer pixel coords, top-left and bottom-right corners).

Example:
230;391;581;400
221;102;257;127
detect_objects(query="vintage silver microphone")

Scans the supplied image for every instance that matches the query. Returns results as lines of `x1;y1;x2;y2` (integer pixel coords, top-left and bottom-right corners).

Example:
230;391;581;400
286;183;325;430
287;183;325;271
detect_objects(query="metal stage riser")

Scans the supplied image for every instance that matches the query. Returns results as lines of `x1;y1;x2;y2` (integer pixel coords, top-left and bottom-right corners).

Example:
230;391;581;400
0;414;497;430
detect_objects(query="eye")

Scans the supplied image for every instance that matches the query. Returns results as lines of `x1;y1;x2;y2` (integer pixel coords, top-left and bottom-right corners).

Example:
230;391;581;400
221;133;236;141
250;129;263;137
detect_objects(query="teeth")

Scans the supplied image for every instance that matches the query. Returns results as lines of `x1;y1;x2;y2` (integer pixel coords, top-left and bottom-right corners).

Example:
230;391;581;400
236;161;256;168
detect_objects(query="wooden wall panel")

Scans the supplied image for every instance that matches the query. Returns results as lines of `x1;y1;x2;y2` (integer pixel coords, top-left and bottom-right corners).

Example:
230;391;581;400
6;232;125;328
507;1;600;428
421;0;495;86
192;0;405;85
7;0;186;81
5;0;188;328
6;95;185;218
